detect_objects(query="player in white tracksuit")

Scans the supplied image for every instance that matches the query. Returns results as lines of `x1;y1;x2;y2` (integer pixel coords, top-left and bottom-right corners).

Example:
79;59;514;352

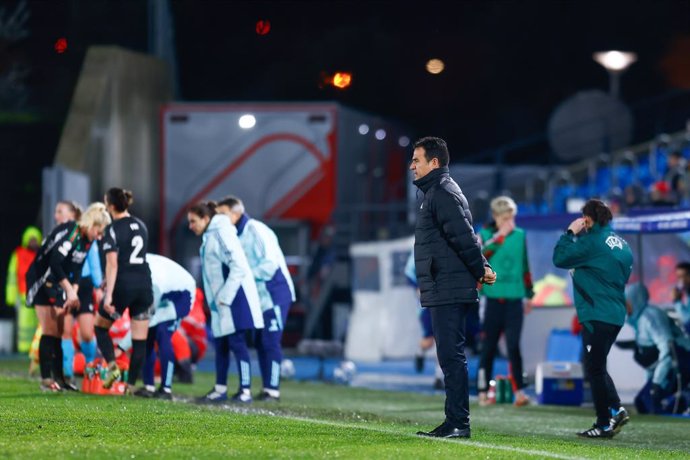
188;202;264;403
217;196;296;401
127;254;196;399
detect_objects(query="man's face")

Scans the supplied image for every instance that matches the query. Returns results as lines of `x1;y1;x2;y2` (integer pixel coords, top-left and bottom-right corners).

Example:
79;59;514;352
410;147;438;180
216;204;240;225
676;268;690;289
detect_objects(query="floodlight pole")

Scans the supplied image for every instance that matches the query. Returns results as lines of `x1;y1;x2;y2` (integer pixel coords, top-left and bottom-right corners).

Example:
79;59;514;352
608;71;621;100
593;51;637;99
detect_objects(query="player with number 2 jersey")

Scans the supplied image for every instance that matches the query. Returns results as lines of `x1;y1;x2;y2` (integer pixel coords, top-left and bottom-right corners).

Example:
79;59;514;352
95;188;153;394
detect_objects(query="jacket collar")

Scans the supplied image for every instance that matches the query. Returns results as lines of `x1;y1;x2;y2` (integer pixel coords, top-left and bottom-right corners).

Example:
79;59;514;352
413;166;449;194
236;213;250;236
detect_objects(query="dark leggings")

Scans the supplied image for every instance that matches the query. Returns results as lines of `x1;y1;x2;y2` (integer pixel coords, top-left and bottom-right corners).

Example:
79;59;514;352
478;298;525;391
582;320;622;426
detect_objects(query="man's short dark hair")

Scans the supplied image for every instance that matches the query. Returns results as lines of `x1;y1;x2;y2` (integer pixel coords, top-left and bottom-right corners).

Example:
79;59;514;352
581;199;613;226
413;136;450;167
676;261;690;272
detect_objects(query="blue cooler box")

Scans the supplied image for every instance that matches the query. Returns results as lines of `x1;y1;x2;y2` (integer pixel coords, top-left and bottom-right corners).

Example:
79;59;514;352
536;361;584;406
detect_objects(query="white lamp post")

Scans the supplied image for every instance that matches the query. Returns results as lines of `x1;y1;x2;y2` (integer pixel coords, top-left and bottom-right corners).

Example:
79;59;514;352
593;50;637;99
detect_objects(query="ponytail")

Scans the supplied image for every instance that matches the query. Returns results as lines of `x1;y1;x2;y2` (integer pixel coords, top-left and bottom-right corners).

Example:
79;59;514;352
105;188;134;212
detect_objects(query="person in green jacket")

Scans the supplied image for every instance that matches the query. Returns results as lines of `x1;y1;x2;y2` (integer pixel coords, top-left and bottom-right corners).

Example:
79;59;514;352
5;226;42;353
553;199;633;439
477;196;533;407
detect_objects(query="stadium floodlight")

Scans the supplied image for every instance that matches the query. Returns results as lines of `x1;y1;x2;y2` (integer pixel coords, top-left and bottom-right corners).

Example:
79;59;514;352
238;114;256;129
592;50;637;98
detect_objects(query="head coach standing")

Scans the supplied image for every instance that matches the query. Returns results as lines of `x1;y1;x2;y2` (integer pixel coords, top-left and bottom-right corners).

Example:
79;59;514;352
410;136;496;439
553;199;632;438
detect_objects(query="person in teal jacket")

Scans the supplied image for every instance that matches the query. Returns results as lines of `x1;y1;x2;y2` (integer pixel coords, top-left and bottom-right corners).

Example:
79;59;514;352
553;199;633;439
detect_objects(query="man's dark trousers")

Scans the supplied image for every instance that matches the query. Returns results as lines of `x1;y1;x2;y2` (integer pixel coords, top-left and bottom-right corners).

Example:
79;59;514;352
581;320;622;427
430;303;472;429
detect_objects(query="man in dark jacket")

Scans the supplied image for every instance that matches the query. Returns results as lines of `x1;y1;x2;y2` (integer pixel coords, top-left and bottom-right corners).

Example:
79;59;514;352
553;199;633;439
411;136;496;439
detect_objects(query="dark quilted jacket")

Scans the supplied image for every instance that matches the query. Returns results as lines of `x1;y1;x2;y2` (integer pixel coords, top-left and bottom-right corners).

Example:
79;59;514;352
413;167;489;306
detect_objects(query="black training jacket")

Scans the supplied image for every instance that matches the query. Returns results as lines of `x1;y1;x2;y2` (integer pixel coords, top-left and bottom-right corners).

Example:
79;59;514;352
413;167;489;306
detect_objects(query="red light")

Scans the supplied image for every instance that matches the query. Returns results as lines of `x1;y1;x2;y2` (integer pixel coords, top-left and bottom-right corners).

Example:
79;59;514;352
256;20;271;36
54;37;68;54
332;72;352;89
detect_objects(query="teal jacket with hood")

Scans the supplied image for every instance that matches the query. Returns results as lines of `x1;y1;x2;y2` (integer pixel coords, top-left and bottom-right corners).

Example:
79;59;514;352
553;223;633;328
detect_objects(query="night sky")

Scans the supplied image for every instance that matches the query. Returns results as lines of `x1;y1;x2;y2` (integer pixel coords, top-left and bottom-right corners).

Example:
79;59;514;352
10;0;690;161
170;0;690;159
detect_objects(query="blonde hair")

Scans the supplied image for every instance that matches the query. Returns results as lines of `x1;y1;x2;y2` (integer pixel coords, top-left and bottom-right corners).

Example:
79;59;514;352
490;196;517;216
79;202;112;229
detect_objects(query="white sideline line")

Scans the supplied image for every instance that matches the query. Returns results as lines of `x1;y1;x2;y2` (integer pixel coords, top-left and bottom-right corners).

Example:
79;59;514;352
269;413;586;460
182;398;585;459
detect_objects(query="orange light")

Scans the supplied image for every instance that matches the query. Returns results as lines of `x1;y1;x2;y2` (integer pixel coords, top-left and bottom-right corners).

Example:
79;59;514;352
332;72;352;89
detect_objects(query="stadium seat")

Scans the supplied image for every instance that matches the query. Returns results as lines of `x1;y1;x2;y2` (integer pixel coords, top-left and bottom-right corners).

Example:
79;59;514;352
517;202;537;216
614;164;635;190
594;166;612;196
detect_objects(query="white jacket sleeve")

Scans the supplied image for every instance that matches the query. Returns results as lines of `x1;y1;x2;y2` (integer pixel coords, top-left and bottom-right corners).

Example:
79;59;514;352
245;224;279;282
213;230;246;307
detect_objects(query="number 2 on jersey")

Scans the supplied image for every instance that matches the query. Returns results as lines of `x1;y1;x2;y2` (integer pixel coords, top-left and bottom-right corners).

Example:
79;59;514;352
130;235;144;264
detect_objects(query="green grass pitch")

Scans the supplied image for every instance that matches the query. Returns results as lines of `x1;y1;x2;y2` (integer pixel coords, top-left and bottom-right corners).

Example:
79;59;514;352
1;358;688;459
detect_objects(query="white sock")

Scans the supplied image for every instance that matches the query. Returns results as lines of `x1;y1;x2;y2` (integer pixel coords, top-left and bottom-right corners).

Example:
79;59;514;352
241;388;251;396
145;385;155;392
263;388;280;398
215;384;228;393
161;387;171;394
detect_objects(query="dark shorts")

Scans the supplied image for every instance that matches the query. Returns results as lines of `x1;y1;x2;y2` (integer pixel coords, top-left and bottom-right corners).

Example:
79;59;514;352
73;278;95;317
98;285;154;321
31;281;65;307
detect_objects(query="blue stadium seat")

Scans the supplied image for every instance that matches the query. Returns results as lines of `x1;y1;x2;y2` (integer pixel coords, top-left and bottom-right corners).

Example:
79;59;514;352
614;164;635;190
595;166;612;196
551;185;573;214
517;202;537;216
575;183;589;200
654;148;668;177
638;157;654;187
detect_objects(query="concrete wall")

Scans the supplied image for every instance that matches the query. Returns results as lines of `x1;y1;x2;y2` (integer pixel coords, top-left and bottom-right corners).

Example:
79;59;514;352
54;46;171;244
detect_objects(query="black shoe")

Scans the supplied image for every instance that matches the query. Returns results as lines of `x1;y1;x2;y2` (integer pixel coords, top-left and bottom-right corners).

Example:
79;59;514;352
133;387;156;398
414;355;425;373
417;422;470;439
230;391;252;404
577;423;615;439
256;391;280;402
59;379;79;392
610;407;629;433
154;388;173;400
